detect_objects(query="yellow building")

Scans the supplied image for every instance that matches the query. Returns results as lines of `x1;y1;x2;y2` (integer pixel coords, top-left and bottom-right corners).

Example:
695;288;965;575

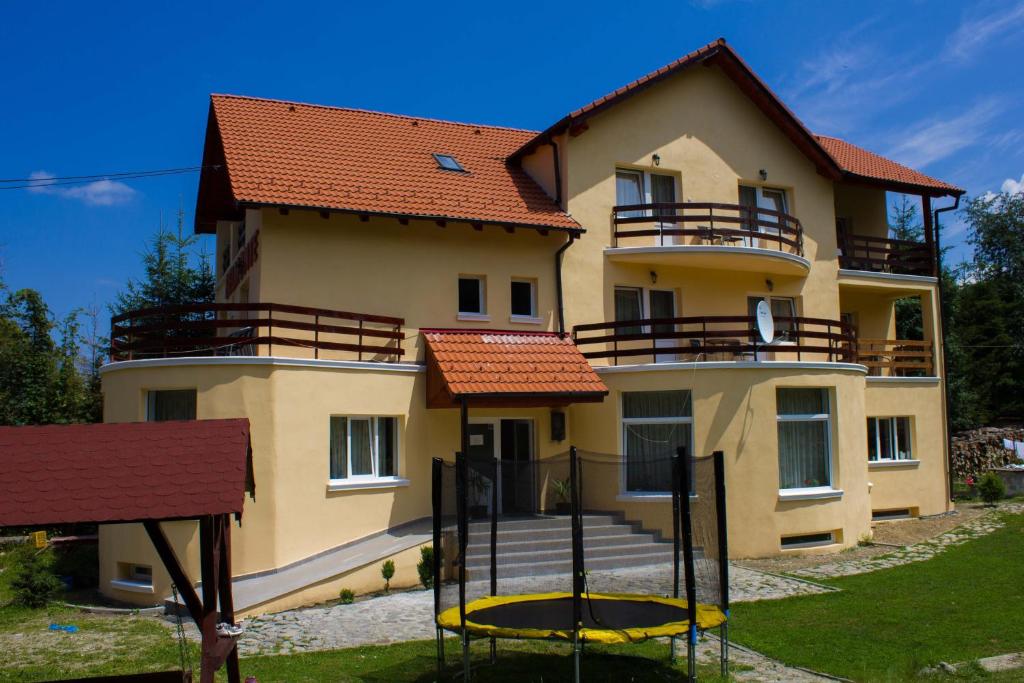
100;39;962;614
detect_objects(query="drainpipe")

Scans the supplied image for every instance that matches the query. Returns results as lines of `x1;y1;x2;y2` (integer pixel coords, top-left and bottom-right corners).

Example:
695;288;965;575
933;194;961;505
555;233;576;338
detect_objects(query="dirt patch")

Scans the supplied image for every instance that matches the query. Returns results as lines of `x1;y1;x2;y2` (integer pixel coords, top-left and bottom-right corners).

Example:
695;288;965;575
735;504;988;576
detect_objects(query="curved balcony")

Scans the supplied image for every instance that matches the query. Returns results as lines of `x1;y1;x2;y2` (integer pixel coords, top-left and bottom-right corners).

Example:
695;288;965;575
110;302;405;363
607;202;809;275
572;315;854;366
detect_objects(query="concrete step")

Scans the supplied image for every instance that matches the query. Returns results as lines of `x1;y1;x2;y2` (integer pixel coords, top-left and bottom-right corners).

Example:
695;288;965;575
467;523;643;544
466;532;659;558
466;514;622;532
465;550;676;579
466;542;673;570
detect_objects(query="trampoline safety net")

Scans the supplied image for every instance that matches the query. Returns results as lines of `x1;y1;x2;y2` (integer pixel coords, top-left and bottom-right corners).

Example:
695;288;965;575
431;447;728;654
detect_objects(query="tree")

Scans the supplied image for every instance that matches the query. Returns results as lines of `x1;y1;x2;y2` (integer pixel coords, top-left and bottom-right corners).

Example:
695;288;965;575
0;279;100;425
112;208;214;316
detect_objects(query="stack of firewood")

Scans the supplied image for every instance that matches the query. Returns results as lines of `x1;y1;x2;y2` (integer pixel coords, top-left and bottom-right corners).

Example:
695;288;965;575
951;426;1024;479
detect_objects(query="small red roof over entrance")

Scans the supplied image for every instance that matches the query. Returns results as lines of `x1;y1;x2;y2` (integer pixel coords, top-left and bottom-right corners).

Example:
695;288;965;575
0;419;252;527
423;329;607;408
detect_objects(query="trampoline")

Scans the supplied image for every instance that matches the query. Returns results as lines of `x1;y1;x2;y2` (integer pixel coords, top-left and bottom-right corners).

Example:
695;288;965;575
430;446;730;682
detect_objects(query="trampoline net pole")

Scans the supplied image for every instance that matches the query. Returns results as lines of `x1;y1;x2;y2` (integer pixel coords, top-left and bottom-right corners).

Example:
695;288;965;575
670;455;682;663
455;451;470;678
677;445;698;683
489;457;498;663
569;446;583;644
713;450;730;676
431;457;443;673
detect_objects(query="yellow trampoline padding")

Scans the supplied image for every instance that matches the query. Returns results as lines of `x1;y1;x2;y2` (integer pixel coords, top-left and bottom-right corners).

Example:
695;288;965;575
436;591;727;644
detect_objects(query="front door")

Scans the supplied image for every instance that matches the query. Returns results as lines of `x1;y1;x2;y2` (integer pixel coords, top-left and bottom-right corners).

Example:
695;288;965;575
468;419;534;514
650;289;677;363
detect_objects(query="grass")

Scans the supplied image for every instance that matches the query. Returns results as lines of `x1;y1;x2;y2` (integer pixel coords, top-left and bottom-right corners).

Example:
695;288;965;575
729;510;1024;682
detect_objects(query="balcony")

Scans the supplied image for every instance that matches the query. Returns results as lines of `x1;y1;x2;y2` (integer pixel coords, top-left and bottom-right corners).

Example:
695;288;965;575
110;302;405;363
607;202;809;275
572;315;854;366
854;339;934;377
837;230;934;278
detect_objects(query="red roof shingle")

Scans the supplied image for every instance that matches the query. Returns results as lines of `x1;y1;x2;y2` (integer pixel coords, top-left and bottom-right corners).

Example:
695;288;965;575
0;419;251;527
815;135;963;194
424;329;607;405
202;95;580;232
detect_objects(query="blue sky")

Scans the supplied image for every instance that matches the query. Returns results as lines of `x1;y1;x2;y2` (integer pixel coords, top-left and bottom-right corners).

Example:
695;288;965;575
1;0;1022;319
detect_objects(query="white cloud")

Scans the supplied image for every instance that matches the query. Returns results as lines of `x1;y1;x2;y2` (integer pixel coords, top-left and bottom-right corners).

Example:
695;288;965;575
884;98;1003;169
1001;174;1024;194
945;2;1024;62
26;170;136;206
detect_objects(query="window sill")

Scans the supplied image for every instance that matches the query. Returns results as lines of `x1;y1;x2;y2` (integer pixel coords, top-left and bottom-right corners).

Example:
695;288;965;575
327;478;410;492
778;487;844;501
510;315;543;325
457;312;490;322
616;493;696;503
109;578;154;594
869;459;920;469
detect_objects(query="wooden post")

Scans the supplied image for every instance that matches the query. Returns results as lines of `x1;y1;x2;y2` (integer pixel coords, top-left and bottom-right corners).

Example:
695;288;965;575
218;514;241;683
199;516;219;683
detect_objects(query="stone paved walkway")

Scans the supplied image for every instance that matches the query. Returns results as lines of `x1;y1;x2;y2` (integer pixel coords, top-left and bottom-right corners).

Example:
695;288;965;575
173;563;830;657
792;503;1024;580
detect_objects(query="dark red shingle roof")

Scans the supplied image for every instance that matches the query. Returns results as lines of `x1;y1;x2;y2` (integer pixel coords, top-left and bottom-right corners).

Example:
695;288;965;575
0;419;251;527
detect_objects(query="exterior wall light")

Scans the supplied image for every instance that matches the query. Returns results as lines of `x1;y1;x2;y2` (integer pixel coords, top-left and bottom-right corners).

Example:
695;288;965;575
650;270;658;284
652;153;661;167
759;169;768;181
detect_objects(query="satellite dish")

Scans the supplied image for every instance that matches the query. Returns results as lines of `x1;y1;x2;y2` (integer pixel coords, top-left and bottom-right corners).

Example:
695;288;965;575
755;300;775;345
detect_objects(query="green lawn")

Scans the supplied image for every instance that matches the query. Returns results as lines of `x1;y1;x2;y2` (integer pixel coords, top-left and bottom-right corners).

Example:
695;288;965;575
729;510;1024;682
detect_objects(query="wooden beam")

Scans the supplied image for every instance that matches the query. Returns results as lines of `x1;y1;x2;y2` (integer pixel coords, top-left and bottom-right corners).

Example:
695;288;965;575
278;207;289;215
435;220;447;228
472;223;483;231
319;211;329;220
142;521;204;628
922;195;936;276
359;214;369;222
198;515;219;683
504;226;515;234
218;514;241;683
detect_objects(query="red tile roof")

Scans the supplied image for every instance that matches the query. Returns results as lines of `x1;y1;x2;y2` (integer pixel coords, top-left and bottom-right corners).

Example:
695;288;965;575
513;38;961;196
424;329;607;406
0;419;252;527
199;95;580;233
815;135;964;194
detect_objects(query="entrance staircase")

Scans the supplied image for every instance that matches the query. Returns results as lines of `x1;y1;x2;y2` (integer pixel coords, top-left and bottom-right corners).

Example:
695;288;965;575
465;513;672;579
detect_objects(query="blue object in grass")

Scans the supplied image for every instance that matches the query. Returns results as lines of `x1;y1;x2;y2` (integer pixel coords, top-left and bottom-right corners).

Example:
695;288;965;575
49;623;79;633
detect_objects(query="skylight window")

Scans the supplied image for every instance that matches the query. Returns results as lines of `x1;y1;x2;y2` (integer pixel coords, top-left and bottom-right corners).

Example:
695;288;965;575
433;153;466;172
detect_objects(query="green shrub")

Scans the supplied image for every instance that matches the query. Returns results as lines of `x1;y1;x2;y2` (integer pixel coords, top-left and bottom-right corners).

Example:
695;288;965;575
338;588;355;604
417;546;437;589
978;471;1006;505
53;543;99;589
9;544;63;608
381;559;395;593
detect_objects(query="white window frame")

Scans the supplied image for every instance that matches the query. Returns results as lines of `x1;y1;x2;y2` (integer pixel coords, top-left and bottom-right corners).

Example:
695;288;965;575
776;389;836;496
457;275;488;321
328;416;406;490
868;416;914;463
619;391;694;500
510;278;540;323
615;167;681;243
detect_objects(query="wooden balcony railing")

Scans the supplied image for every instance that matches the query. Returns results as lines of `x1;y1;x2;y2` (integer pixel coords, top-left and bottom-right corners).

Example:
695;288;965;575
837;230;934;276
612;202;803;256
110;302;404;362
572;315;854;365
854;339;934;376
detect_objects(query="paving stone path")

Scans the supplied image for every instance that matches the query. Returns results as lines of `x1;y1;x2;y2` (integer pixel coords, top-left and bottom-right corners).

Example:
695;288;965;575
792;503;1024;580
173;563;830;657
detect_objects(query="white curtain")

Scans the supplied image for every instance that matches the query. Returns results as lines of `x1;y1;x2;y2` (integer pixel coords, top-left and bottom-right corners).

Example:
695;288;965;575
777;389;830;489
329;416;348;479
623;391;692;492
616;171;644;217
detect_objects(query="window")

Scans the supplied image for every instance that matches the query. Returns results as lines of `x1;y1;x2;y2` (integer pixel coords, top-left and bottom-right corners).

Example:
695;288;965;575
867;417;913;461
622;390;693;493
777;388;832;490
739;185;789;235
615;169;644;217
780;531;834;549
510;279;537;318
146;390;196;421
614;286;644;336
329;416;398;480
129;564;152;582
433;153;466;172
458;276;485;315
748;296;797;336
